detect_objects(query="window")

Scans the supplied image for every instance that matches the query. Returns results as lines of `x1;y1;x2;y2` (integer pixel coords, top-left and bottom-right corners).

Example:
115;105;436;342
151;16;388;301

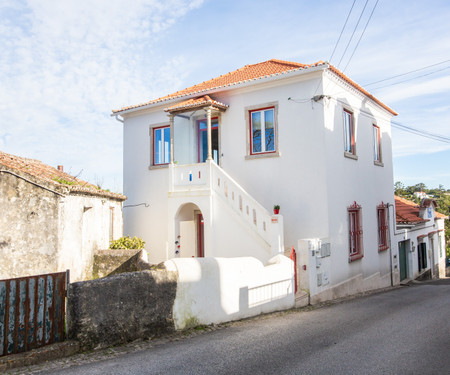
418;242;427;272
373;125;382;164
348;202;363;261
197;118;219;163
343;109;356;156
249;107;275;154
377;203;389;251
153;126;170;165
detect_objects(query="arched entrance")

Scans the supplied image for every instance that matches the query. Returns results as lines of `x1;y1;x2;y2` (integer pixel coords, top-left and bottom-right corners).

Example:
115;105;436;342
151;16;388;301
174;203;204;258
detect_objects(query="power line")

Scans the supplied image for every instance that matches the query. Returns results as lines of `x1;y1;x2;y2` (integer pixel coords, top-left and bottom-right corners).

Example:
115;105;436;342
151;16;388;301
329;0;357;63
342;0;379;72
363;59;450;87
368;65;450;90
336;0;370;69
391;121;450;143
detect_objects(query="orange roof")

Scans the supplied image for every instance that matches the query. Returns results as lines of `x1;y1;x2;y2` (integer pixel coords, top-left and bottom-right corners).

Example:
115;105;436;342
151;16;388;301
0;150;126;201
394;196;427;224
164;95;229;113
113;59;396;116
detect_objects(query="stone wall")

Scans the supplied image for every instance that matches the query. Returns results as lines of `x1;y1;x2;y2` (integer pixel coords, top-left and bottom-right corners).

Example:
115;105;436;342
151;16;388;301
0;171;61;279
92;249;151;279
67;269;177;350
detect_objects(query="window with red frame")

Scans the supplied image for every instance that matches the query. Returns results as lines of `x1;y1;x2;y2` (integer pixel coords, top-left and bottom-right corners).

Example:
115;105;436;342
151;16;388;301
373;124;382;163
343;109;355;155
348;202;363;261
249;107;275;154
377;203;389;251
153;126;171;165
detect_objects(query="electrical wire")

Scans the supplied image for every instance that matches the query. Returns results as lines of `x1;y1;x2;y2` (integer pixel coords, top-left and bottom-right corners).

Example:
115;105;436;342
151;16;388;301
329;0;357;64
336;0;370;69
391;121;450;143
363;59;450;87
342;0;379;72
368;65;450;90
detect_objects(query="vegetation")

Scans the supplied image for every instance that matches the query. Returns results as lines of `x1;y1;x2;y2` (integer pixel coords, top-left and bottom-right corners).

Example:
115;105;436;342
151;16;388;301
394;182;450;258
109;236;146;250
52;177;77;185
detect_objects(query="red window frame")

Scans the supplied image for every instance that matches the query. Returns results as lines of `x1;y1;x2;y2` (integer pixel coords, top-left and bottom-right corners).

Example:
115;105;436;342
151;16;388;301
249;106;276;155
377;203;389;251
348;202;363;262
343;109;355;155
373;124;382;162
197;117;218;163
152;125;170;165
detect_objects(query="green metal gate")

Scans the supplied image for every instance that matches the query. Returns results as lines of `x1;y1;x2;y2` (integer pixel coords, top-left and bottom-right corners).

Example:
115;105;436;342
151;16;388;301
0;271;68;357
399;241;408;281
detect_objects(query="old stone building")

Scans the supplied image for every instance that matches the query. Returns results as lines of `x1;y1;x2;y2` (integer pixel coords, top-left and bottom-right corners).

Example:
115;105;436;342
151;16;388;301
0;151;126;281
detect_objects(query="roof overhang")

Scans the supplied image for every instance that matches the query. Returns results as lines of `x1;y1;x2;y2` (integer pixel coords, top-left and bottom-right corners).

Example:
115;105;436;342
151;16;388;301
164;95;228;115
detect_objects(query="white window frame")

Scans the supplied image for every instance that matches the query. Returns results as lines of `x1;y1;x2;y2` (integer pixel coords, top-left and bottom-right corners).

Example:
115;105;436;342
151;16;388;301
373;124;383;166
343;109;357;159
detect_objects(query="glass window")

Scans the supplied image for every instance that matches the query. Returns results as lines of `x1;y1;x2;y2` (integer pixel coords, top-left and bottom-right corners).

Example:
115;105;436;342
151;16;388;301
377;204;389;251
348;202;363;261
153;126;170;165
250;108;275;154
373;125;381;163
343;110;355;154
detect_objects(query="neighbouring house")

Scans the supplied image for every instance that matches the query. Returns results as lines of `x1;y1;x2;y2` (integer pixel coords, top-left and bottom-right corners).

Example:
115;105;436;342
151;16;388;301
113;58;399;303
413;191;430;200
394;196;447;281
0;151;126;281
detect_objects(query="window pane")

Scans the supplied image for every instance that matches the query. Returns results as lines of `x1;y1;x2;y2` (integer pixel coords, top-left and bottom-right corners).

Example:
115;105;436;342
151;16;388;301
154;128;162;164
198;120;207;130
252;112;262;153
344;111;353;153
164;127;170;163
373;126;380;161
264;109;274;151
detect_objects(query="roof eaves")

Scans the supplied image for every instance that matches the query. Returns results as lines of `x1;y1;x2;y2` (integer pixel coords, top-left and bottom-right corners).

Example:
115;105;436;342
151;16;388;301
112;62;328;116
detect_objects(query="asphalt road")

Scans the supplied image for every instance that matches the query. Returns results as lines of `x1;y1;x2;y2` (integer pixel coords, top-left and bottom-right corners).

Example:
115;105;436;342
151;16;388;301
39;279;450;375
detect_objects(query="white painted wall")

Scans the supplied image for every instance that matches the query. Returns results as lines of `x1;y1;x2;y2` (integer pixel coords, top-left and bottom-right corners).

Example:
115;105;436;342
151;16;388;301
122;66;397;302
58;195;123;281
165;255;294;329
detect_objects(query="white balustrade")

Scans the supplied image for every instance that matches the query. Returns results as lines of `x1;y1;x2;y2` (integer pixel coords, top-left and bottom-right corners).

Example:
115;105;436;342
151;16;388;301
170;163;210;191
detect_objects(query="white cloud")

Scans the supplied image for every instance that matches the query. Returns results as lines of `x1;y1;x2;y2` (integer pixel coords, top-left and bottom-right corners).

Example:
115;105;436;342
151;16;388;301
0;0;204;191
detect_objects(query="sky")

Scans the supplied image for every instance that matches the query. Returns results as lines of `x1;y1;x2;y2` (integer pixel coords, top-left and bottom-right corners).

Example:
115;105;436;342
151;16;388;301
1;0;449;192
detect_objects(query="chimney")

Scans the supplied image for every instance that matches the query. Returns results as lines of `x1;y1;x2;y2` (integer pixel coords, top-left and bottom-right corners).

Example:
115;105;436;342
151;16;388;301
57;165;64;172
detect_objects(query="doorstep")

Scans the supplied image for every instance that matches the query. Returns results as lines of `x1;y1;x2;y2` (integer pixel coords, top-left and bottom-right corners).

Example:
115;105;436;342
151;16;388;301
0;341;80;372
295;291;310;308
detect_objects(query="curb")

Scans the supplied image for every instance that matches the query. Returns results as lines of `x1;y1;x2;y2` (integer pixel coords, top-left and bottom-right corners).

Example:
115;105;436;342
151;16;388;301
0;341;80;372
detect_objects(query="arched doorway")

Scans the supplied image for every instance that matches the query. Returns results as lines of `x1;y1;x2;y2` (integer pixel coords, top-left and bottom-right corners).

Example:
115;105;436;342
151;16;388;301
174;203;204;258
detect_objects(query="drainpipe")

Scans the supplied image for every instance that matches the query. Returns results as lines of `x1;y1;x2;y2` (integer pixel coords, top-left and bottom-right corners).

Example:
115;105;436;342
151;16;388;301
387;203;394;286
205;107;213;161
112;114;124;123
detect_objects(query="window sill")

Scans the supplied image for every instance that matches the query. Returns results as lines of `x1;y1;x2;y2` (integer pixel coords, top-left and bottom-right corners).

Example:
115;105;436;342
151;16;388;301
374;160;384;167
148;164;170;170
349;253;363;262
344;152;358;160
245;151;280;160
378;246;389;252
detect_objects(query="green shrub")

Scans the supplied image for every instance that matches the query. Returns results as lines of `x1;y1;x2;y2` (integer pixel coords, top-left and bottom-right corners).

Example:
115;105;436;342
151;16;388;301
109;236;145;250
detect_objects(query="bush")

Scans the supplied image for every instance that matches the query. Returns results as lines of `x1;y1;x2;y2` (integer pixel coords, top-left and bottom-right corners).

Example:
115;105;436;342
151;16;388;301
110;236;145;250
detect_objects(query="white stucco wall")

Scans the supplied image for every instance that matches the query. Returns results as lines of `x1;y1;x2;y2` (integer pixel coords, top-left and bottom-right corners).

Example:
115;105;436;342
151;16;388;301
58;195;123;281
122;66;397;301
165;255;294;329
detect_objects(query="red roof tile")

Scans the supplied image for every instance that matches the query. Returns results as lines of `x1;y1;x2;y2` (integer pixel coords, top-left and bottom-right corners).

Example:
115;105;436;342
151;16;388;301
164;95;228;113
113;59;396;116
0;150;126;201
394;196;426;224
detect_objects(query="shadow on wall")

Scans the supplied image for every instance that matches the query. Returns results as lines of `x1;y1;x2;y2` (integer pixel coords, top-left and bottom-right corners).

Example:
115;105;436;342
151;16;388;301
164;255;295;330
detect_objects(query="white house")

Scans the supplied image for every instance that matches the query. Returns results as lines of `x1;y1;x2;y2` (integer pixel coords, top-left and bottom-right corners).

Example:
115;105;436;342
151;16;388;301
394;196;447;282
113;59;399;303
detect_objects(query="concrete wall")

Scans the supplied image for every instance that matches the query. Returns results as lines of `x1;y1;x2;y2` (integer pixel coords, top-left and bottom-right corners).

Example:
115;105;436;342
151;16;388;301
164;255;295;329
0;171;61;279
67;269;177;350
0;169;123;281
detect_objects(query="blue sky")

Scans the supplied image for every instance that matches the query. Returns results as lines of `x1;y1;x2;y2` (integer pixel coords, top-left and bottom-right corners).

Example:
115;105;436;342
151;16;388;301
1;0;449;192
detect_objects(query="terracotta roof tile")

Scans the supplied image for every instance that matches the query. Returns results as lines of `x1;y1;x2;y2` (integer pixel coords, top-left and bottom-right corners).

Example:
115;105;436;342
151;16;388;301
0;150;126;201
164;95;229;113
113;59;396;116
395;196;427;224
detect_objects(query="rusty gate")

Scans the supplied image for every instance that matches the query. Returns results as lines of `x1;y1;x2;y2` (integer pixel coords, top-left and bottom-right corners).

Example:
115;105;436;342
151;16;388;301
0;271;69;357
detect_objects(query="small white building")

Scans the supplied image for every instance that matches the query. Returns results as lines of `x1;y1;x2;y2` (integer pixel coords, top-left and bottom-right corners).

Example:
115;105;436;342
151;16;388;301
394;196;447;281
0;151;126;281
114;59;399;303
